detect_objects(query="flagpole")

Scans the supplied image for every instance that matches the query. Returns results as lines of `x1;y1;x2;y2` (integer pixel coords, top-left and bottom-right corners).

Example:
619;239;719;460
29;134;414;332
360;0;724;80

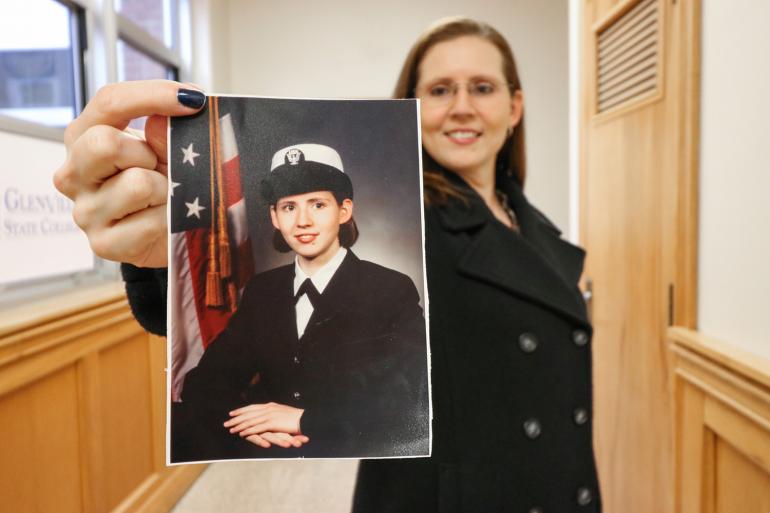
212;98;238;312
205;98;223;307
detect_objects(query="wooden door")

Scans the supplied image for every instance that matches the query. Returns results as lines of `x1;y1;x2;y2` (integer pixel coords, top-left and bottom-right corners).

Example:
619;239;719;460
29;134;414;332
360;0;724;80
579;0;700;512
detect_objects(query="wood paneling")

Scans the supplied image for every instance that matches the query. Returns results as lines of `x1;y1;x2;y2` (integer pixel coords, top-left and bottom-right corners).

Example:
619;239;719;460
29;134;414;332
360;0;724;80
0;283;204;513
670;327;770;513
716;440;770;512
0;366;83;513
100;336;156;511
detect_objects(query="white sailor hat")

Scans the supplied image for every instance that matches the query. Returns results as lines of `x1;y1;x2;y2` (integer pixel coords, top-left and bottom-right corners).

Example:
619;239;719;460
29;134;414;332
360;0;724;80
261;143;353;204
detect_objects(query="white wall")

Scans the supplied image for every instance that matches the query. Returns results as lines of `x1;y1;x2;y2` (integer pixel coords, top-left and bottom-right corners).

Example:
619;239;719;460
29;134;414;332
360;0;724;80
189;0;231;92
209;0;570;232
698;1;770;359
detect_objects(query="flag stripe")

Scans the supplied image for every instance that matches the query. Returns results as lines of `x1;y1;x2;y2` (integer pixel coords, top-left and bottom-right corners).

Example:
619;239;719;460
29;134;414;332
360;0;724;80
221;156;243;207
170;232;205;401
219;114;238;161
227;198;249;247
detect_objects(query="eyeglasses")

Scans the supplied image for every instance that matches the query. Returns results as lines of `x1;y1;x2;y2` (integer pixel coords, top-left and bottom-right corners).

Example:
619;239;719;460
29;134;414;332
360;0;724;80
415;79;512;107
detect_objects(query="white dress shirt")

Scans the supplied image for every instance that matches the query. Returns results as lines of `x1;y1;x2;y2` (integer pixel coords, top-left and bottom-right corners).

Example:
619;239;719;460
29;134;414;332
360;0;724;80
293;247;347;338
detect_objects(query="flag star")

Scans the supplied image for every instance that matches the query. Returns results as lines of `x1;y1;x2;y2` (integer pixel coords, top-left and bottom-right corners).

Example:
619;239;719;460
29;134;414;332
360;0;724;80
169;180;181;196
185;197;206;219
182;143;200;166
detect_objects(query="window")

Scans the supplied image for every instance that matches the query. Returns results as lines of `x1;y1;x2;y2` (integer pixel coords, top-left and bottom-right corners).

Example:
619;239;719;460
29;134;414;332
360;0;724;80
117;41;176;82
0;0;83;128
117;40;177;130
0;0;191;306
115;0;182;130
116;0;177;49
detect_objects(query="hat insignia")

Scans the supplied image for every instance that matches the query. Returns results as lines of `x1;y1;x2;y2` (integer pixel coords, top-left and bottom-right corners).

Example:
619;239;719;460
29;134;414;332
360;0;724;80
285;148;303;166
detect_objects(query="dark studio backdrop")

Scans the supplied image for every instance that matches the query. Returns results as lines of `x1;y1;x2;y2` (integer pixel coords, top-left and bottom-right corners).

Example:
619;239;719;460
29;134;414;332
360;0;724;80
172;96;426;304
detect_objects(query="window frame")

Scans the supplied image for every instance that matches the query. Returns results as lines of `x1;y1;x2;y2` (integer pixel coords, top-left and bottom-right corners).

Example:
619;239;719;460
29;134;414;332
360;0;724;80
0;0;192;307
0;0;86;141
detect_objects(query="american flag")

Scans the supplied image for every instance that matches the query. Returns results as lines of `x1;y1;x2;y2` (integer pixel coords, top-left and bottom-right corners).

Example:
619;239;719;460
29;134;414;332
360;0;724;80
168;98;254;401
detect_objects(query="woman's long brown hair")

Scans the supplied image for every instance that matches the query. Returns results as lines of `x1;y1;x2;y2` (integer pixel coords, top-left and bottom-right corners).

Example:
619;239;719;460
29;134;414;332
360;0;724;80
393;17;526;206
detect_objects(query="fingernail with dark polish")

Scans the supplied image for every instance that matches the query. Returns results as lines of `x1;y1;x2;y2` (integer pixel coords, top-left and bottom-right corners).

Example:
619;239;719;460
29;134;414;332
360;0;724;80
178;88;206;109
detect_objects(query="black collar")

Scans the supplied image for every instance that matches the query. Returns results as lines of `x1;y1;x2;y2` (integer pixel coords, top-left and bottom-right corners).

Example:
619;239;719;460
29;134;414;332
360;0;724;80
433;170;589;325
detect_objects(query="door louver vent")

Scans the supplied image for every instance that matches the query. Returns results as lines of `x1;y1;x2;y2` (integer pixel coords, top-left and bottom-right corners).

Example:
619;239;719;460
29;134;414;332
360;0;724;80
596;0;660;113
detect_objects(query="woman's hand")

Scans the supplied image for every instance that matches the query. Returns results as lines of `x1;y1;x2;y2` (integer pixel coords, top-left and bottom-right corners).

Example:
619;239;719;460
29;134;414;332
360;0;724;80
244;432;310;449
53;80;206;268
225;402;305;438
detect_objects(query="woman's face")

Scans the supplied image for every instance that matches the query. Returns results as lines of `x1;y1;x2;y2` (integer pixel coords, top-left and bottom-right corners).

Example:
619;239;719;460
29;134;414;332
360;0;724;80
416;35;522;180
270;191;353;265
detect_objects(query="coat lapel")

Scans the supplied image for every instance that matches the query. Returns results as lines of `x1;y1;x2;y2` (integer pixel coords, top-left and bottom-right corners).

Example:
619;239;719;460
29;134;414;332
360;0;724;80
499;176;586;288
276;266;300;349
434;173;588;325
299;251;359;345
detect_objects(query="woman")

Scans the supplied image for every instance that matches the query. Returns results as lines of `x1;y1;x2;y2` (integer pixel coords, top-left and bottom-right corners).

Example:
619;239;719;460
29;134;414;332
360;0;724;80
351;18;601;513
54;16;600;513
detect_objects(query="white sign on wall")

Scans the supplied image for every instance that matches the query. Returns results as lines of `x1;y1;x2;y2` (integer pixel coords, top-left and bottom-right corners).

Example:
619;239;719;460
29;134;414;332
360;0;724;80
0;131;93;286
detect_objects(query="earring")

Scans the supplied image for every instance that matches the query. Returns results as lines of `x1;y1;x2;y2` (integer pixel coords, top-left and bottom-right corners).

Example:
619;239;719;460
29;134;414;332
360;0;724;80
506;126;514;137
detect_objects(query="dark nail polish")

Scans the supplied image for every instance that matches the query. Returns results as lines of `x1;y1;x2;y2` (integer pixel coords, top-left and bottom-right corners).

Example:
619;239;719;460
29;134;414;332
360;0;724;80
177;88;206;109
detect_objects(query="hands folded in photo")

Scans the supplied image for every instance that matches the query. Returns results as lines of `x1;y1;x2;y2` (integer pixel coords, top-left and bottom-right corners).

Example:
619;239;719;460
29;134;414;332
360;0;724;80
224;402;308;449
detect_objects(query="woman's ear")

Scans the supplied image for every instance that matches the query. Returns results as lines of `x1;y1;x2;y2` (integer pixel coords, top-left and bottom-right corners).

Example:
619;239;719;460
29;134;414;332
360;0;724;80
339;199;354;224
510;89;524;129
269;205;280;230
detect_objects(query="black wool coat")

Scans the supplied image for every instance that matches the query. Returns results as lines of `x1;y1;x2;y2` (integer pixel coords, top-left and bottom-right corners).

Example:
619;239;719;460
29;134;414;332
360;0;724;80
170;251;429;461
351;172;602;513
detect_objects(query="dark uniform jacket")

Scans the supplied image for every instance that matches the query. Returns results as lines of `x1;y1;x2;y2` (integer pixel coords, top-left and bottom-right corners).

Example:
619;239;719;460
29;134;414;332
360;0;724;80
121;171;601;511
131;250;429;461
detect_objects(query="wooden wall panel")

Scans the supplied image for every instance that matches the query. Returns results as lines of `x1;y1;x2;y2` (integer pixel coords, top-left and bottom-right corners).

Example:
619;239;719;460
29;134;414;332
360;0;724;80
716;439;770;513
100;336;156;511
0;283;205;513
670;327;770;513
0;366;83;513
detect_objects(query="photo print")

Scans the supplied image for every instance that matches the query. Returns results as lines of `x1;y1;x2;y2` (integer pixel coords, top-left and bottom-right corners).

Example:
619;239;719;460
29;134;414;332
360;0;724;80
167;95;430;463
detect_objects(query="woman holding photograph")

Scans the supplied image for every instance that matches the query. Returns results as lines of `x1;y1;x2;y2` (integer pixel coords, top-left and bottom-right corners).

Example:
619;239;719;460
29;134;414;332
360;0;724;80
54;16;600;513
353;18;602;513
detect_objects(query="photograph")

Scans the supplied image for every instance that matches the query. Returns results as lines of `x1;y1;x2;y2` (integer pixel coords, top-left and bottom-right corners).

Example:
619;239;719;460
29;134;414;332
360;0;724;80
167;95;431;462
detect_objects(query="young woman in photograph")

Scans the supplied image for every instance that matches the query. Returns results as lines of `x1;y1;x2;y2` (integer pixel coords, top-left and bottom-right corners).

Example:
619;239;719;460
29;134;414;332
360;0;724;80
54;16;601;513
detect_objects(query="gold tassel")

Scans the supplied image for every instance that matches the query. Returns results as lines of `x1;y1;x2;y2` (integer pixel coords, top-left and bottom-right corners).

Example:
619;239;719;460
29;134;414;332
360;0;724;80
219;240;232;278
212;98;233;280
227;281;238;313
205;231;223;307
206;271;223;307
218;206;232;278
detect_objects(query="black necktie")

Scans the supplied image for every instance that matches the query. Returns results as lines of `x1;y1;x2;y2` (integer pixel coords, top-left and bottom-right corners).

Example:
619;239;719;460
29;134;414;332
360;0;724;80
295;278;321;308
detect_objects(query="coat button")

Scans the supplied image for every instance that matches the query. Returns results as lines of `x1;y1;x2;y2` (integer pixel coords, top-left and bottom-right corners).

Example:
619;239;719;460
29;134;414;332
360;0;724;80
529;508;544;513
523;418;542;439
293;356;300;364
572;329;589;347
576;486;593;506
518;333;539;353
293;391;301;400
574;408;589;425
